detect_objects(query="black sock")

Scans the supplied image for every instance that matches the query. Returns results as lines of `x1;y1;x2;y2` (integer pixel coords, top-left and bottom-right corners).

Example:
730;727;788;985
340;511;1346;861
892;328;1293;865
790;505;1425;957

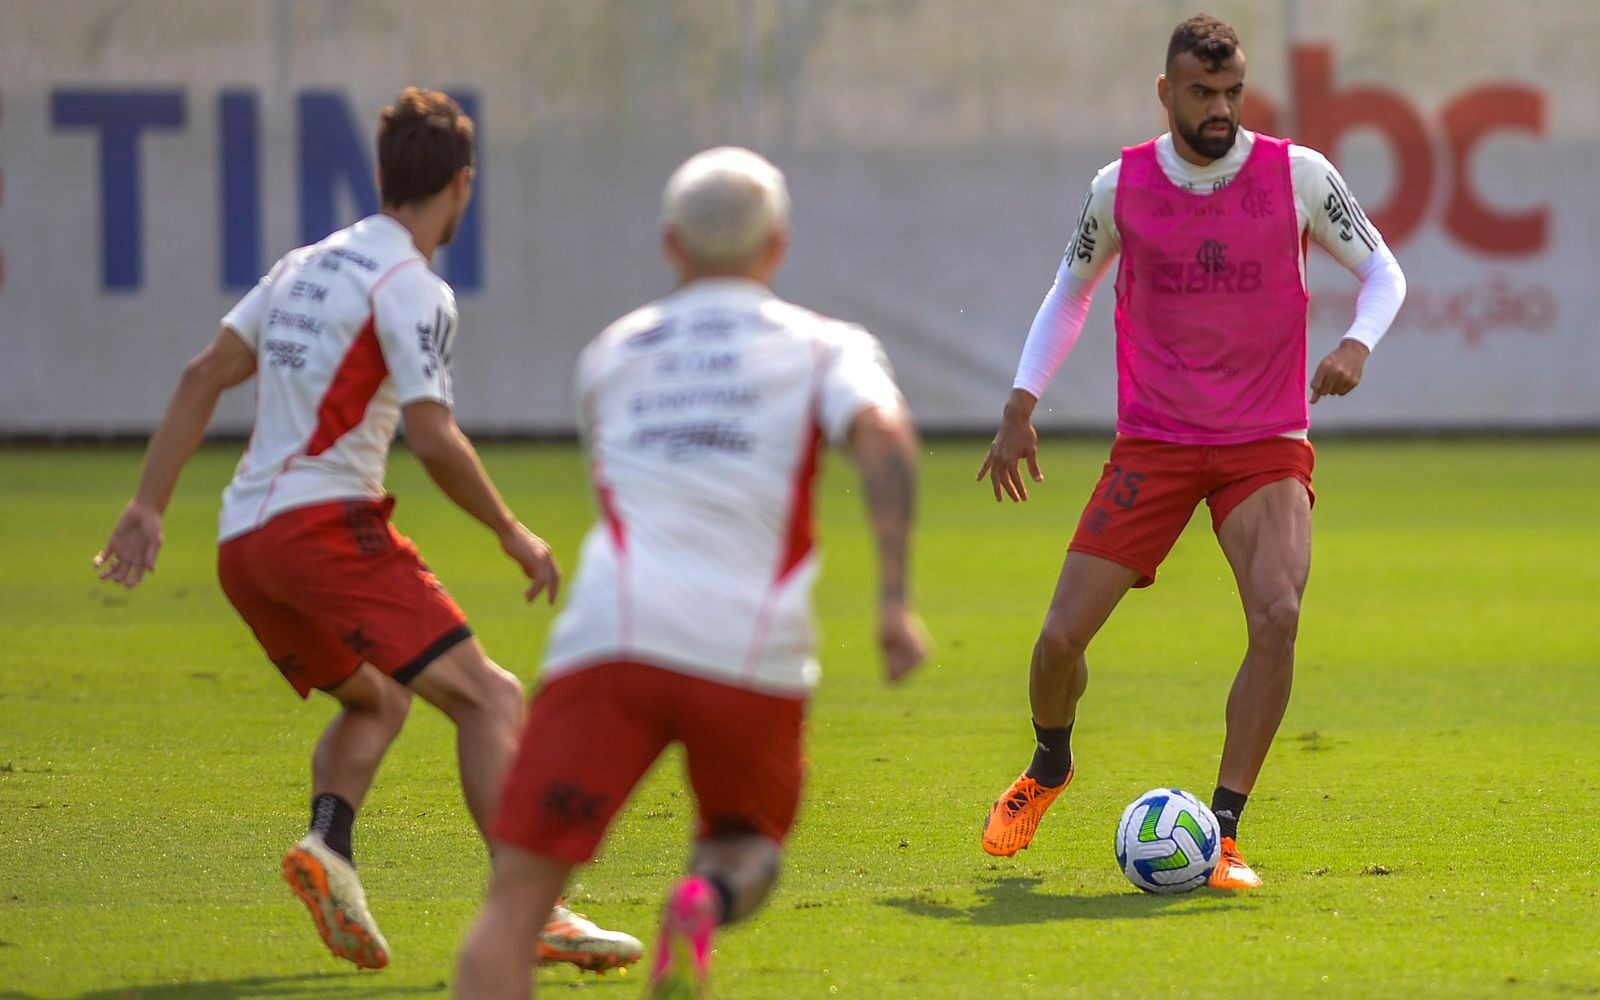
703;874;736;926
310;793;356;866
1211;786;1248;841
1024;720;1074;788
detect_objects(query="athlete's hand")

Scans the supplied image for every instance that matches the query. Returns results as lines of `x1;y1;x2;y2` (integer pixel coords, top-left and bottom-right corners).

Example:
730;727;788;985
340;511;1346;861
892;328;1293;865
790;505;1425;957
500;523;561;605
1310;338;1371;404
878;602;931;684
95;500;164;588
977;401;1044;503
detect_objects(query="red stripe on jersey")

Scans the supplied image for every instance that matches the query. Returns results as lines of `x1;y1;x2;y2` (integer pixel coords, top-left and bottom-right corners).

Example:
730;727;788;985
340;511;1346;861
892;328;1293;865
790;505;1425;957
595;480;626;551
741;342;828;678
774;422;824;583
369;256;424;301
774;339;830;584
306;316;388;457
591;465;631;649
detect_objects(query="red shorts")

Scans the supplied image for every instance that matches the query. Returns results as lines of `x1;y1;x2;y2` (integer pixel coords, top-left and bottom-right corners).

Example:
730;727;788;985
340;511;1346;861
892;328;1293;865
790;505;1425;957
1068;435;1315;587
491;661;807;864
217;497;471;697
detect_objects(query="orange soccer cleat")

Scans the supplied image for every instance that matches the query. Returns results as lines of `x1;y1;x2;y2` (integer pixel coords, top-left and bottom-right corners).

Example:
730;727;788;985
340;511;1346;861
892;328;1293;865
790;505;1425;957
281;834;390;970
1207;836;1263;890
981;766;1074;857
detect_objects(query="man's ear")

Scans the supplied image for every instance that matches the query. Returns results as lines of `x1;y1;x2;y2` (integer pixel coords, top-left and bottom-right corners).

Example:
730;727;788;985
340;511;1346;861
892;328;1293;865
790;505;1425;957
662;225;686;269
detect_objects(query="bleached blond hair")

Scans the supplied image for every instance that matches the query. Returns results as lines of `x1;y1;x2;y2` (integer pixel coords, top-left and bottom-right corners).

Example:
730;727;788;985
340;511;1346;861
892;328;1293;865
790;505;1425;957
662;147;790;270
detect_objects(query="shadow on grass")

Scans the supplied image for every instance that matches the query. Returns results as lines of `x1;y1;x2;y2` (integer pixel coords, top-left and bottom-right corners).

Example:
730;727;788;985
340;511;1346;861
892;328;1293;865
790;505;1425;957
0;972;446;1000
1;968;643;999
884;876;1253;926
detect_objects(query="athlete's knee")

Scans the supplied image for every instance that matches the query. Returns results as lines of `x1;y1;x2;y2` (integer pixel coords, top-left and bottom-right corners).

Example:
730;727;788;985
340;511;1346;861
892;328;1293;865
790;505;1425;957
331;664;409;727
410;640;525;724
1247;594;1301;652
453;660;523;732
481;662;526;723
375;679;413;732
1037;612;1094;664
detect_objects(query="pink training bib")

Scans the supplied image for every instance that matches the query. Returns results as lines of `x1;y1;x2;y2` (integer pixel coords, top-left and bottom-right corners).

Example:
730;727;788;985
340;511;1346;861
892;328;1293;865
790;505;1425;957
1112;134;1309;445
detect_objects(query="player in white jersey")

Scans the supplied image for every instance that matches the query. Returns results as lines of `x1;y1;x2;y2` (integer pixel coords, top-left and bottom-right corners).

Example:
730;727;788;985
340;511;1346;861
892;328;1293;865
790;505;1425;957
453;148;930;1000
95;88;639;974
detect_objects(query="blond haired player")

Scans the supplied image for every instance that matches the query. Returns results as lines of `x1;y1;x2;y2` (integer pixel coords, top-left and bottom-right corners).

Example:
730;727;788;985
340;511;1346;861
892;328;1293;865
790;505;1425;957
95;87;639;973
454;147;929;998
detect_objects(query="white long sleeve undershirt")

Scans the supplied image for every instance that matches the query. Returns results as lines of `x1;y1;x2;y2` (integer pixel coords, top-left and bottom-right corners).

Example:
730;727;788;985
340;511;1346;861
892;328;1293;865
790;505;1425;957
1344;243;1406;352
1010;244;1405;399
1011;131;1409;400
1011;258;1102;399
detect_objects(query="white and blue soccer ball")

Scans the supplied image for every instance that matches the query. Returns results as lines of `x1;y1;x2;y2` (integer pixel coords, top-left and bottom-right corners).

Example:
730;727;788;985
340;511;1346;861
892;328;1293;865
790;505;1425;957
1115;788;1221;893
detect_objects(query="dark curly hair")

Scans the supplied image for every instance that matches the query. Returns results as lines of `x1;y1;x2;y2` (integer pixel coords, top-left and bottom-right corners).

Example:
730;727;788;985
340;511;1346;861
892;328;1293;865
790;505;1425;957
376;87;475;208
1166;14;1240;72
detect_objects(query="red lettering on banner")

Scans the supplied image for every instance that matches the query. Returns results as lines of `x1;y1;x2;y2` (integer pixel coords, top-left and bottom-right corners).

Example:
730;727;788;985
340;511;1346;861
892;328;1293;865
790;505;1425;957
1310;274;1557;345
1293;45;1435;248
1441;86;1547;255
1241;46;1548;256
1242;93;1279;136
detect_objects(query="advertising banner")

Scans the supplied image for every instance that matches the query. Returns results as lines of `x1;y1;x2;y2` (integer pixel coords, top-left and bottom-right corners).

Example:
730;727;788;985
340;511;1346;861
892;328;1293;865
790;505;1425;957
2;0;1595;434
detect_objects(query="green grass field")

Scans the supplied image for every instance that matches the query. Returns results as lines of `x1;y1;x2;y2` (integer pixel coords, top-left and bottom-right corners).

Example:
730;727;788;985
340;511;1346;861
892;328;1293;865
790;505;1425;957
2;438;1598;999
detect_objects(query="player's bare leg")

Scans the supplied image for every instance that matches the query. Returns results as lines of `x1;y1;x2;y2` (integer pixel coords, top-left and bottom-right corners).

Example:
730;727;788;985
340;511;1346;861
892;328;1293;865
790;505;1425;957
313;664;413;809
983;551;1138;856
409;639;641;971
1210;477;1312;888
455;844;573;999
406;637;524;835
282;663;410;969
1031;551;1140;727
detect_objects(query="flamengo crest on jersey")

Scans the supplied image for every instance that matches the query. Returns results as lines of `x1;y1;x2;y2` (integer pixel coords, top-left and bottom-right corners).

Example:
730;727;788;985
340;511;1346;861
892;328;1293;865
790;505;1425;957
216;215;457;542
542;279;904;696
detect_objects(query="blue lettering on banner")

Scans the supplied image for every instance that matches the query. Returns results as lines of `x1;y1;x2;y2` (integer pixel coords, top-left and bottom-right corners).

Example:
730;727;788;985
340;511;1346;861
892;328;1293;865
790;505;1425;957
50;89;186;291
50;86;483;293
298;92;380;253
298;90;481;290
219;90;261;289
442;91;481;290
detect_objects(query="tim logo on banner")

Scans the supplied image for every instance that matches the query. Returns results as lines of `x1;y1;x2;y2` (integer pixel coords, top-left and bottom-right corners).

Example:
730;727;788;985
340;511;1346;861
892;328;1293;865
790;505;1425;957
46;88;482;293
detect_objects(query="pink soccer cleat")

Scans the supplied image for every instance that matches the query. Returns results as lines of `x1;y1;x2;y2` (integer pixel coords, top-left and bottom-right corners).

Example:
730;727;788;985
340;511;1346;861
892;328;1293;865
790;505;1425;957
645;876;718;998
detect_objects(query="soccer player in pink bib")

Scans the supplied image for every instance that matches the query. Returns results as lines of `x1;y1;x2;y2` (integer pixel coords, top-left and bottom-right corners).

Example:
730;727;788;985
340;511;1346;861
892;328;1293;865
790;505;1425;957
977;15;1407;888
453;147;929;998
95;88;639;972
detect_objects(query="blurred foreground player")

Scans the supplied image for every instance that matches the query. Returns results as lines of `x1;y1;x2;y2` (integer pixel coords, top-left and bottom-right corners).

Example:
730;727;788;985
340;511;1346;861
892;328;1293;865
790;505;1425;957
976;15;1406;887
453;147;930;999
94;87;639;972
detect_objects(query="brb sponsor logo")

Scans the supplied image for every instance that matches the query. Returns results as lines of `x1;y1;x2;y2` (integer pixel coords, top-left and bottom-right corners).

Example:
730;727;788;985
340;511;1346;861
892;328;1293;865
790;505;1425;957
1151;241;1265;295
1245;44;1551;344
39;88;482;293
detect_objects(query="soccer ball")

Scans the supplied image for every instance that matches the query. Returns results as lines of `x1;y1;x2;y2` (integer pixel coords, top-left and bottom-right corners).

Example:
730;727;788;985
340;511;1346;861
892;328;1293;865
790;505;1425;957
1115;788;1221;893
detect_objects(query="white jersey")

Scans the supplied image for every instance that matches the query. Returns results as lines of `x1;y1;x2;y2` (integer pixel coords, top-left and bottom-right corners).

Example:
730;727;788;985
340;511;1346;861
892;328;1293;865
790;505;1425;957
543;278;905;696
217;215;456;542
